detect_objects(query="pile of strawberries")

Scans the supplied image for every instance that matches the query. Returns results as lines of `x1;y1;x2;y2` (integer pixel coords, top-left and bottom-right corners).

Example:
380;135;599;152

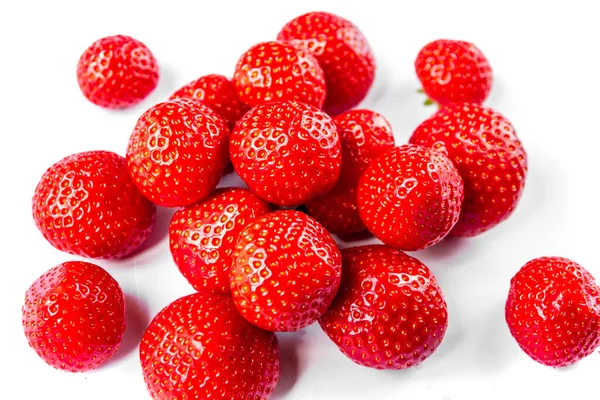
22;10;600;399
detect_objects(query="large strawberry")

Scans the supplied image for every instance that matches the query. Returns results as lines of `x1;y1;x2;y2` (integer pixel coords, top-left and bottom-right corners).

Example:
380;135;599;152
127;98;230;207
140;292;280;399
415;39;492;105
169;188;271;293
22;261;125;372
32;151;156;259
230;101;341;207
230;210;342;332
357;145;464;251
506;257;600;367
277;12;375;115
320;245;448;369
409;103;527;236
77;35;159;109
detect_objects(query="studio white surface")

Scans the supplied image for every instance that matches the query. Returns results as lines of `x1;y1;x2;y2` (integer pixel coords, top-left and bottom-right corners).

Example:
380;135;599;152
1;1;598;399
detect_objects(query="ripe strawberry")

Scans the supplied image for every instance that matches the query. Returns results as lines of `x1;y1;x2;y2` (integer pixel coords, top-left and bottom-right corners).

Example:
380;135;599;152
277;12;376;115
169;188;271;293
32;151;156;259
127;98;230;207
233;41;326;108
306;109;395;235
409;103;527;236
76;35;159;108
357;145;464;251
505;257;600;367
320;245;448;369
140;292;280;399
230;210;342;332
170;74;249;130
415;39;492;105
22;261;125;372
230;101;341;207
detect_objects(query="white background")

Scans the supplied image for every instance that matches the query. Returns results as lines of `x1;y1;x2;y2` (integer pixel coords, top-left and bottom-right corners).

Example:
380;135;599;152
1;1;598;399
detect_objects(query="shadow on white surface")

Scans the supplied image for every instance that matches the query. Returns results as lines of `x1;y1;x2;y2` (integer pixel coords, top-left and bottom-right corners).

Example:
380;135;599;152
272;333;301;399
107;293;151;366
138;206;177;253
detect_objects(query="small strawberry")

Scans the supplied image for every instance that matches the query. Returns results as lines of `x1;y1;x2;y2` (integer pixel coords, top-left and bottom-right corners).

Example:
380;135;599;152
230;101;341;207
170;74;249;130
140;292;280;399
415;39;492;105
127;98;230;207
22;261;125;372
76;35;159;108
169;188;271;293
32;151;156;259
505;257;600;367
409;103;527;236
230;210;342;332
277;12;376;115
357;144;464;251
233;41;326;108
319;245;448;369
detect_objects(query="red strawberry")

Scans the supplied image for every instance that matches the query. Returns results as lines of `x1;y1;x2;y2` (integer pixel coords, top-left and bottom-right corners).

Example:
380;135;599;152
127;98;230;207
306;109;395;235
230;101;341;207
233;41;326;108
320;245;448;369
357;145;464;251
76;35;159;109
409;103;527;236
22;261;125;372
277;12;376;115
140;292;280;399
170;74;249;130
230;210;342;332
415;39;492;105
32;151;156;259
505;257;600;367
169;188;271;293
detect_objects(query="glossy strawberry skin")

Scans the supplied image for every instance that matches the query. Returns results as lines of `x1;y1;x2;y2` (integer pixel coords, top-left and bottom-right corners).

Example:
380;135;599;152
320;245;448;369
140;292;280;399
357;145;464;251
415;39;492;105
126;98;230;207
230;210;342;332
409;103;527;236
169;188;271;293
233;41;326;108
506;257;600;367
230;101;341;207
22;261;125;372
277;12;376;115
76;35;159;109
32;151;156;259
170;74;249;130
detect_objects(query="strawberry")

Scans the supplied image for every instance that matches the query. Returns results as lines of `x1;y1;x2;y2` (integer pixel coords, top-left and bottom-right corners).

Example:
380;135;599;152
22;261;125;372
76;35;159;109
230;101;341;207
230;210;342;332
306;109;395;235
319;245;448;369
415;39;492;105
169;188;271;293
140;292;280;399
32;151;156;259
170;74;249;130
409;103;527;236
126;98;230;207
277;12;376;115
505;257;600;367
233;41;326;108
357;144;464;251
